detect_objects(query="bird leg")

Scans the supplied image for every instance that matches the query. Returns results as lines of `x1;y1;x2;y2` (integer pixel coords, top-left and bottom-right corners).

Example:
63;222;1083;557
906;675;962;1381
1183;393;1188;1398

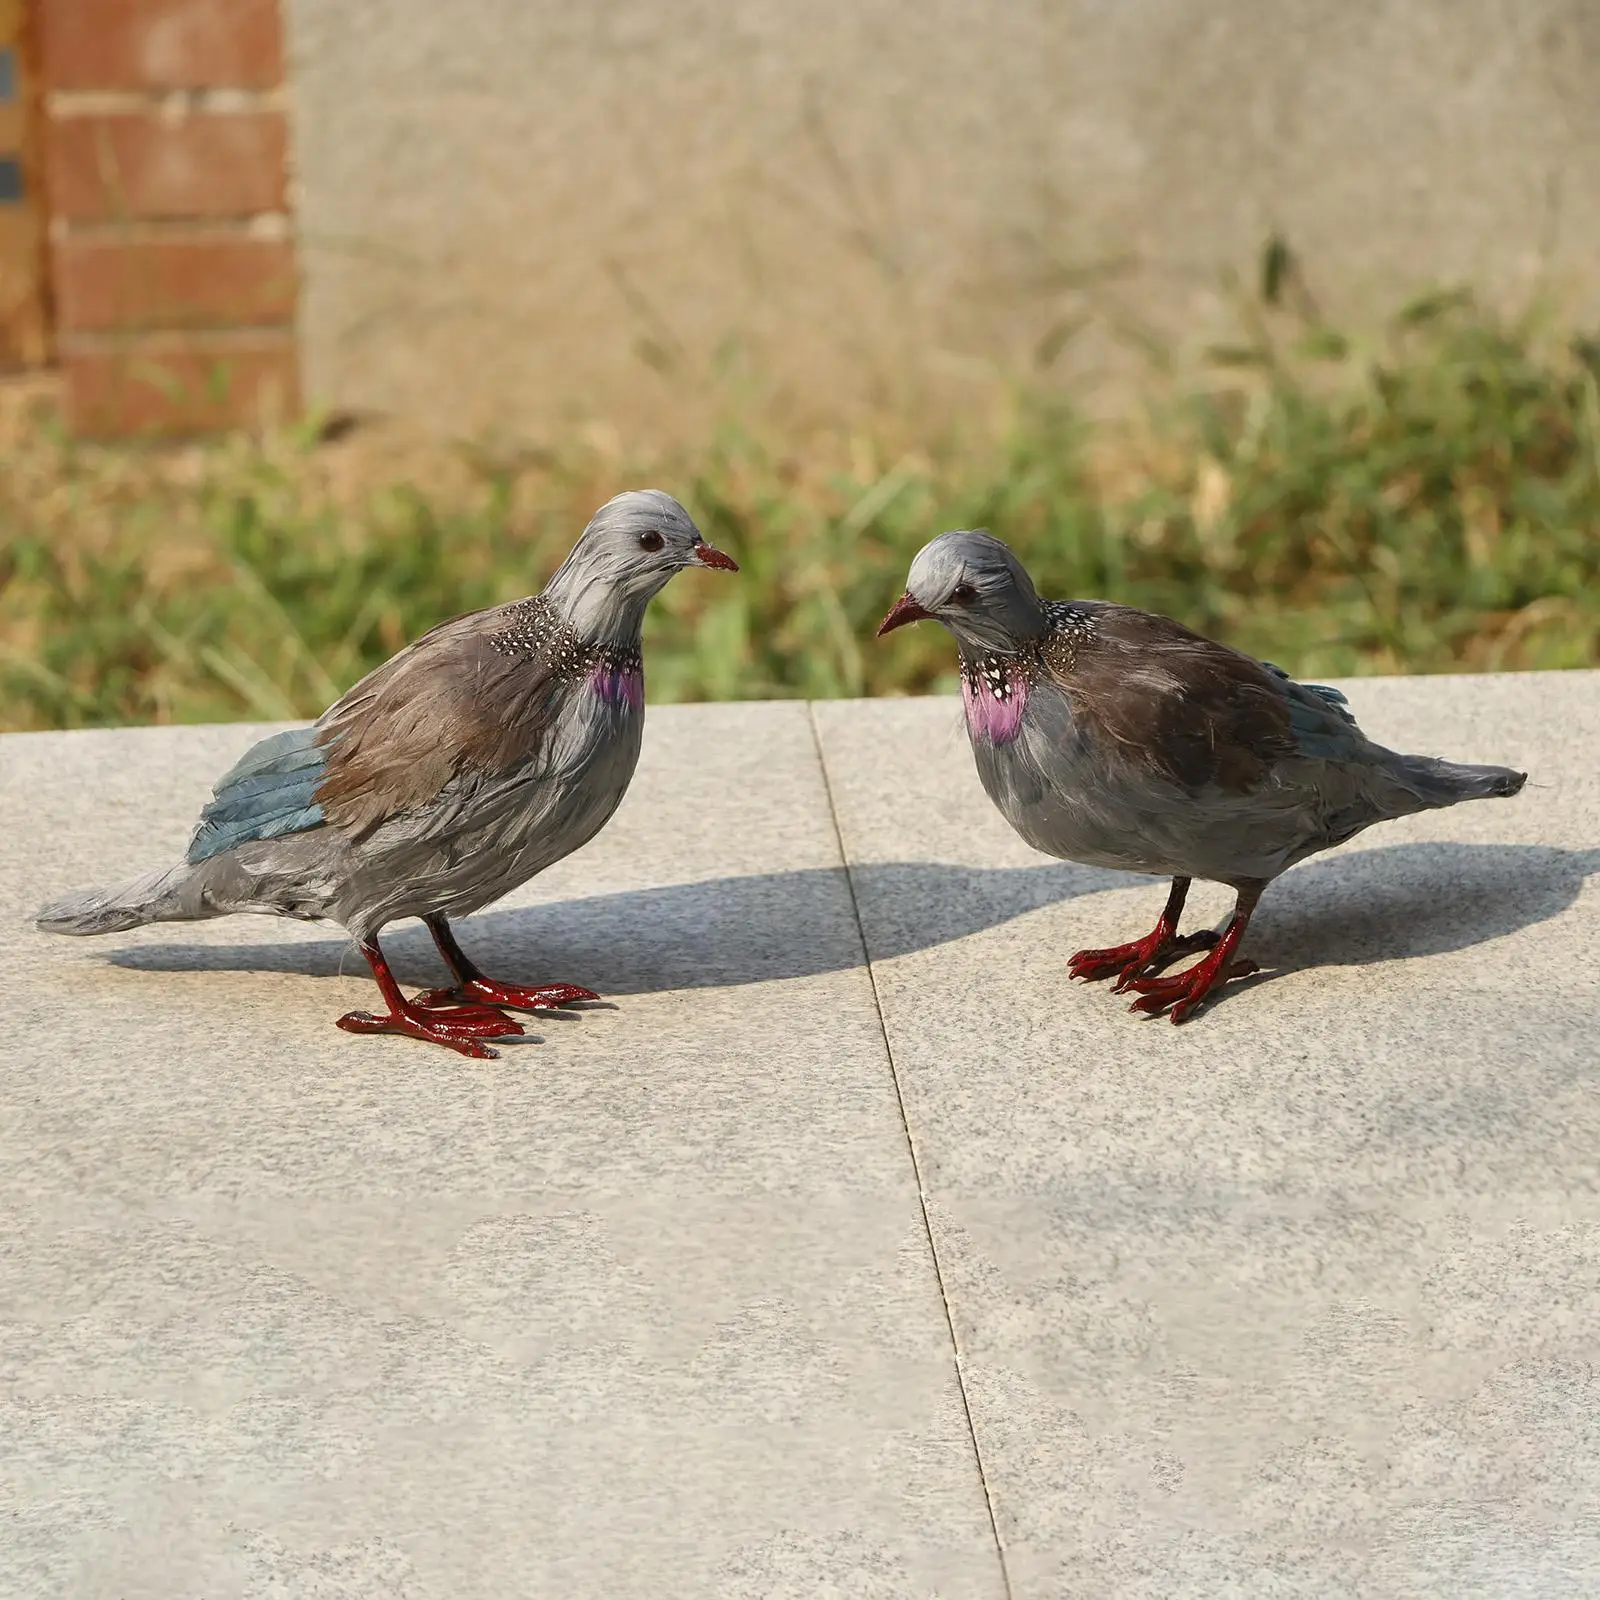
411;915;600;1015
1067;877;1221;988
337;937;525;1059
1121;883;1265;1024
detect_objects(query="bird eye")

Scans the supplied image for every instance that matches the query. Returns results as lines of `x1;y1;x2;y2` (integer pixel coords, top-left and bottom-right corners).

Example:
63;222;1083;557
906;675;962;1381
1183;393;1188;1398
639;530;665;552
952;582;978;603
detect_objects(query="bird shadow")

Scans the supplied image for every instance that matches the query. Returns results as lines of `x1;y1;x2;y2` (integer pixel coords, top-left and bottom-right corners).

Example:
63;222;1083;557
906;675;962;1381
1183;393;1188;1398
1245;841;1600;972
104;842;1597;999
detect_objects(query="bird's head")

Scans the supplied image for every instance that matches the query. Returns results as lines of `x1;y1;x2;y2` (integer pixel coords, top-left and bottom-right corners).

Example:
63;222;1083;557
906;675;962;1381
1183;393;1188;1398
545;489;737;639
877;529;1046;654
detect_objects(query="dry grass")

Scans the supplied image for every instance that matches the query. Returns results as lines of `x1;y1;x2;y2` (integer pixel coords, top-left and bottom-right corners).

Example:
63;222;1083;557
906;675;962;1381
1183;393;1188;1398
2;288;1597;731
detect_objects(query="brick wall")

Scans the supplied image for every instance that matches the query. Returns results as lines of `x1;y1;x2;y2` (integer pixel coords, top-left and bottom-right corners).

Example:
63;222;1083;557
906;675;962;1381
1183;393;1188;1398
0;0;49;368
39;0;298;434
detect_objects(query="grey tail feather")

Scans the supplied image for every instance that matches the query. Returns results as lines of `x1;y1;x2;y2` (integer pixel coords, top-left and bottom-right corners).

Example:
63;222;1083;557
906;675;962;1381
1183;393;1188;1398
1399;755;1528;807
35;862;217;936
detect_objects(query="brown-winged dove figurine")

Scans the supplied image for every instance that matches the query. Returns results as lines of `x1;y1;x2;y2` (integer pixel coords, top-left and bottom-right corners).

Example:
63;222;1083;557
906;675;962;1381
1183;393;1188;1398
878;530;1527;1023
38;490;738;1057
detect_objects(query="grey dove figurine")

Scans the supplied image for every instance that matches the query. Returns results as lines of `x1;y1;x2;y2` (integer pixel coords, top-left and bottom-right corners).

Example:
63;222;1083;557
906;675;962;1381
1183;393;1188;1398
37;490;738;1057
878;530;1526;1023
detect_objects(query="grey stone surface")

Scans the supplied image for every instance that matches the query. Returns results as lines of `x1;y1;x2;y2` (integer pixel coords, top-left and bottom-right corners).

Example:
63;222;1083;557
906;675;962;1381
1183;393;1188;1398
6;675;1598;1598
283;0;1600;438
814;671;1600;1597
0;705;1004;1600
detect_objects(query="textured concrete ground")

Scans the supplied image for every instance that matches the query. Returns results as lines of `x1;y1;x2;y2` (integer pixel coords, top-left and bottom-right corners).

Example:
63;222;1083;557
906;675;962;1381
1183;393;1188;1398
2;672;1596;1599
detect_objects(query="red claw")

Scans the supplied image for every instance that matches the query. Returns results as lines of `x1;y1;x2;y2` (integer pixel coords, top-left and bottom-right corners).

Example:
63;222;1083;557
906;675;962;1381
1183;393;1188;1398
413;977;599;1014
1123;953;1261;1024
1120;913;1261;1023
337;1001;523;1058
1068;928;1220;987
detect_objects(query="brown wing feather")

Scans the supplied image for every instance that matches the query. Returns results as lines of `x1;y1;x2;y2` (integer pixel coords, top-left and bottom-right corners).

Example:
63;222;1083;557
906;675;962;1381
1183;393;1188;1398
314;610;560;839
1045;606;1296;793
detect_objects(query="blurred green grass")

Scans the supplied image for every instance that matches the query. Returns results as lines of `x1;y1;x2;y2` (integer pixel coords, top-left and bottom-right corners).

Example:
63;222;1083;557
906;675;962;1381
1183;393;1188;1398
2;284;1597;731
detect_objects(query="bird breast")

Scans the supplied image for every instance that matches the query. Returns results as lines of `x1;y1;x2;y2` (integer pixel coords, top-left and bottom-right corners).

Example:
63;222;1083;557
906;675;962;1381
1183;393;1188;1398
333;666;645;933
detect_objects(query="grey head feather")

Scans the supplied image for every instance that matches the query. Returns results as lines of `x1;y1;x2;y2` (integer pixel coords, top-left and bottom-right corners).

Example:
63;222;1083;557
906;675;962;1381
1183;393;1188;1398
902;529;1049;653
541;489;714;645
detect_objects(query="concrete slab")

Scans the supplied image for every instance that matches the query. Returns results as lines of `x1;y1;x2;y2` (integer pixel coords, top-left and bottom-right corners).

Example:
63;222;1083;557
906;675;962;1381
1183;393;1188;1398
814;671;1600;1598
0;705;1004;1600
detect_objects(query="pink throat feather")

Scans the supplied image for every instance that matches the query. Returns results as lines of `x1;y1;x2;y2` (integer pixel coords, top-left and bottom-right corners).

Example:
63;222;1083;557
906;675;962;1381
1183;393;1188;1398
962;664;1028;745
589;659;645;712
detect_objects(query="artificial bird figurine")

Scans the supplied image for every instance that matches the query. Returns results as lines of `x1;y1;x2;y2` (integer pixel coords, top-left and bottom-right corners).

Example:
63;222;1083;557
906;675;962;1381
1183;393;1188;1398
878;530;1527;1023
37;490;738;1057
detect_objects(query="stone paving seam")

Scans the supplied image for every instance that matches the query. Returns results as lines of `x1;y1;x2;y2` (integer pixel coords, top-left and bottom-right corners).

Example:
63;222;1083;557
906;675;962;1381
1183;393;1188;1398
807;699;1016;1600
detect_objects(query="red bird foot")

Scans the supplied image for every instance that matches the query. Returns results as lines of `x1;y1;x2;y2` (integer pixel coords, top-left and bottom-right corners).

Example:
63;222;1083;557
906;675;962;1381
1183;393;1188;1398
1068;928;1220;988
418;916;598;1015
336;998;525;1059
413;976;599;1015
1122;949;1261;1024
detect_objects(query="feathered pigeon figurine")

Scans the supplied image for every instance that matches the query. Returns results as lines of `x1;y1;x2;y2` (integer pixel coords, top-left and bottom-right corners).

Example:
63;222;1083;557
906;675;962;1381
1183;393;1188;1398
38;490;737;1057
878;530;1526;1023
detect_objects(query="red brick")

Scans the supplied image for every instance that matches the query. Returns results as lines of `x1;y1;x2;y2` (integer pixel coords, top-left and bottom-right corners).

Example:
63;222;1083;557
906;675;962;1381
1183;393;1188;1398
38;0;283;91
62;335;298;434
0;0;49;370
0;208;50;367
47;111;287;220
55;233;297;333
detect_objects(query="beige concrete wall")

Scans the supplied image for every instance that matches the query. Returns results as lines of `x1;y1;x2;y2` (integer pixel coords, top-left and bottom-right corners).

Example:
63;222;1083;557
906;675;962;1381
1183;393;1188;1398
283;0;1600;442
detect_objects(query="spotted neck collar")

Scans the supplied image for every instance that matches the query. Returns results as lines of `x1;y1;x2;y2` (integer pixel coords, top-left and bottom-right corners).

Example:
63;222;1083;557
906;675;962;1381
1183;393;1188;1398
959;602;1097;692
489;595;643;676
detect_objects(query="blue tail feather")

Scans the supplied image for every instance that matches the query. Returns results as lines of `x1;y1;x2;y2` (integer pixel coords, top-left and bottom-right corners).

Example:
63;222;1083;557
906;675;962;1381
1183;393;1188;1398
1262;664;1365;760
186;725;330;864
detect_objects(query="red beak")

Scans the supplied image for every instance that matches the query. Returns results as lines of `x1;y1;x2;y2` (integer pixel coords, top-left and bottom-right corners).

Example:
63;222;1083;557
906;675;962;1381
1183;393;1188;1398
876;592;931;636
691;540;739;572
